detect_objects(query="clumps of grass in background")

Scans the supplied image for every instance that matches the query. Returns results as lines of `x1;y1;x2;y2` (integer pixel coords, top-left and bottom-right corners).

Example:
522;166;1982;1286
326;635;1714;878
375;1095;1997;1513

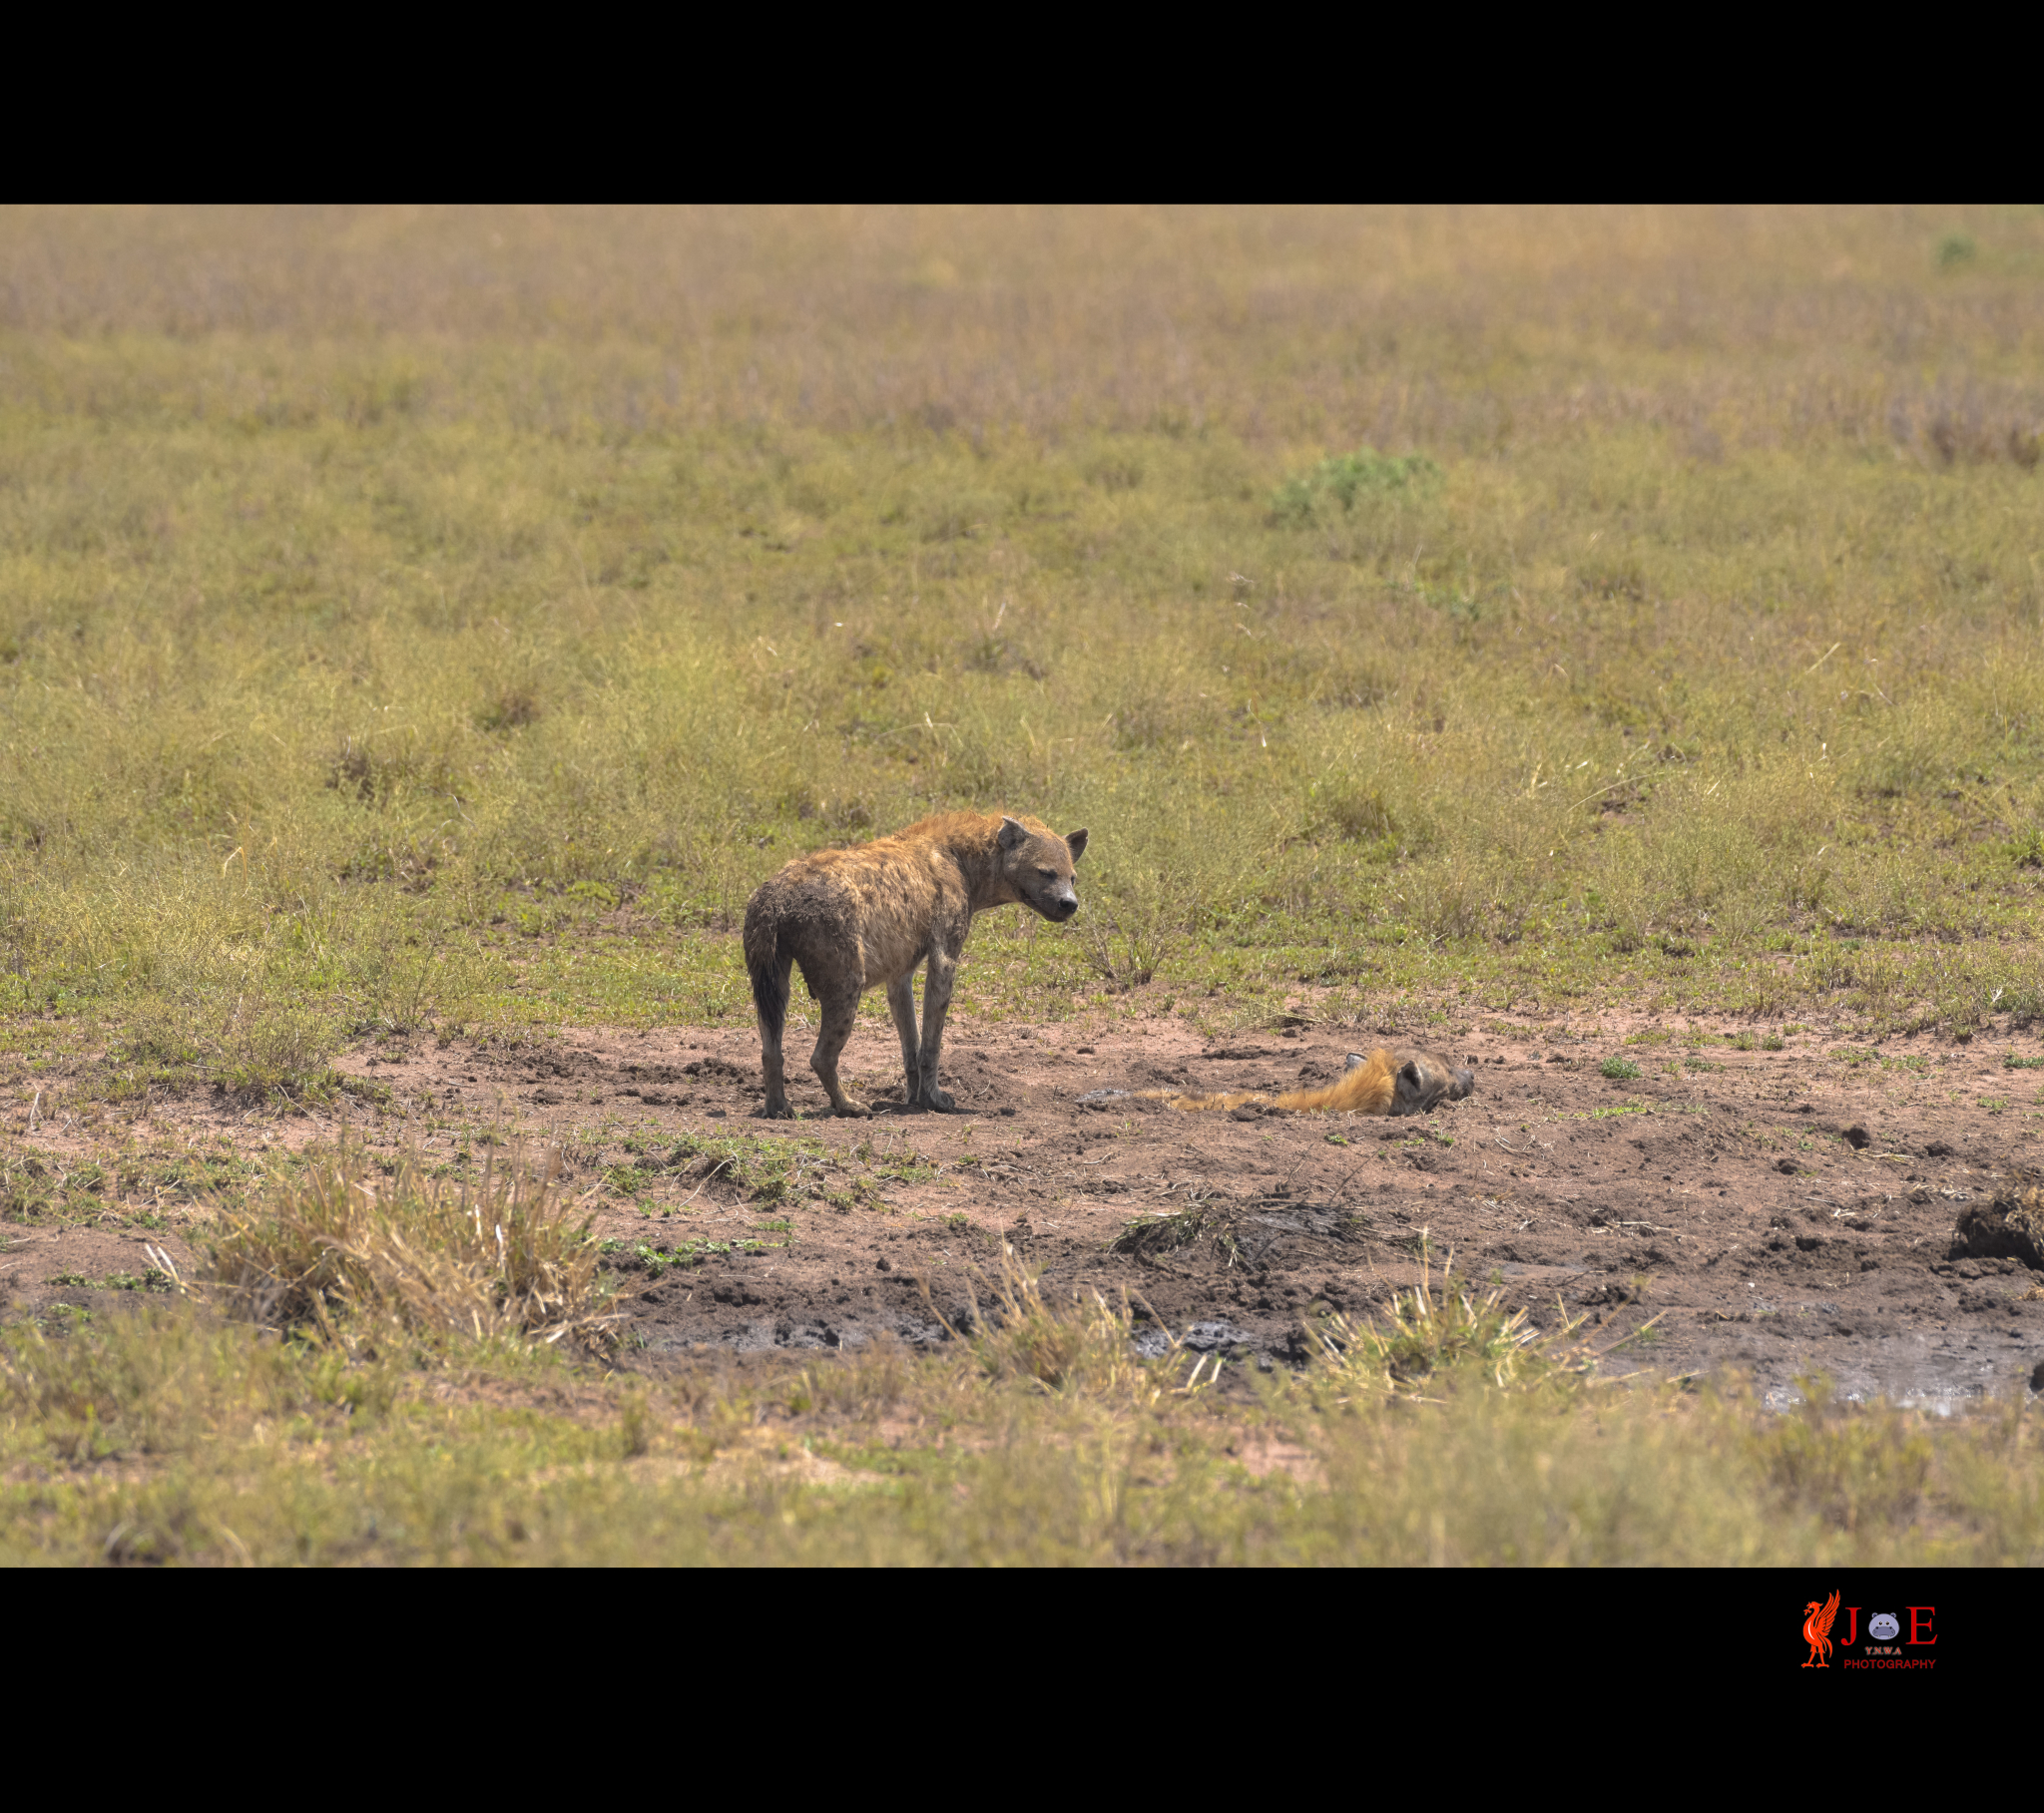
206;1140;615;1347
1077;884;1176;989
1270;448;1441;521
1600;1056;1642;1080
124;993;341;1103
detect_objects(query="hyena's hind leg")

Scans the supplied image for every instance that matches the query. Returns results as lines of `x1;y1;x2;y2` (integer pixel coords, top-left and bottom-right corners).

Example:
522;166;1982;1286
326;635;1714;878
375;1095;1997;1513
809;981;871;1119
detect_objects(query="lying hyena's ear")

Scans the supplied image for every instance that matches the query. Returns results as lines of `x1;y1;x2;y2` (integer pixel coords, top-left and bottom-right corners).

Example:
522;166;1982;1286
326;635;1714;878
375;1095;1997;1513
998;817;1030;852
1063;828;1089;863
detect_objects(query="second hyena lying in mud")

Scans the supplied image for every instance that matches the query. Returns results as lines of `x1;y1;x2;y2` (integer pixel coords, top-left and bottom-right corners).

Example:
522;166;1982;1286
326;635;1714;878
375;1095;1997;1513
744;811;1088;1118
1080;1048;1475;1117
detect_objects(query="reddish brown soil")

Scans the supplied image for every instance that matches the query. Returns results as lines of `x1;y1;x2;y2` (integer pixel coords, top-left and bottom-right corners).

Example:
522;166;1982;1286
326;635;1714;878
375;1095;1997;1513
11;1012;2044;1408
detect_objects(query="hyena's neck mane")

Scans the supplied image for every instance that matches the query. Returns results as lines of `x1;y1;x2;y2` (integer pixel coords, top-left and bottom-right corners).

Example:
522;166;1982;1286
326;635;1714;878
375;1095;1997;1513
896;812;1027;914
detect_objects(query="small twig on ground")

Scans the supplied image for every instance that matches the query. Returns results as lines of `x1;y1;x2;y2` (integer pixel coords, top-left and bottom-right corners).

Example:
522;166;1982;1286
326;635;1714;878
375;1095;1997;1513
1592;1310;1668;1357
673;1158;735;1210
142;1243;186;1293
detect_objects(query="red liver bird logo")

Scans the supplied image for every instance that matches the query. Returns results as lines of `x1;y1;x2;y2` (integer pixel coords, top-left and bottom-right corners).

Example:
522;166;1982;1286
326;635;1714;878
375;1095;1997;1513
1802;1590;1840;1667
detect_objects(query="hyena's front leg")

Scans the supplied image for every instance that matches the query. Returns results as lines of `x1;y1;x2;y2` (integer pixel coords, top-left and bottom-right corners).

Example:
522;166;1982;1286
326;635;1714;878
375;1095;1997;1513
885;972;922;1104
809;984;870;1118
912;949;961;1113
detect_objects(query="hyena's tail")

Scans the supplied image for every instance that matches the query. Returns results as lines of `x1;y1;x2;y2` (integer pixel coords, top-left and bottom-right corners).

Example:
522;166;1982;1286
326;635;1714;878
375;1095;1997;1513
742;902;790;1031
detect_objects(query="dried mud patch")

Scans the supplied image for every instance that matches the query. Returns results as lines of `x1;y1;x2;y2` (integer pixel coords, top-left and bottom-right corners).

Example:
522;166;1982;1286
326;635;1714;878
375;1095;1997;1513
7;1011;2044;1409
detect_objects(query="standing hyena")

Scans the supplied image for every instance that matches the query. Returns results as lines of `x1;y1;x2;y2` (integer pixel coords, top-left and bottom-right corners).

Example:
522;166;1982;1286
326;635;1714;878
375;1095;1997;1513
743;811;1088;1118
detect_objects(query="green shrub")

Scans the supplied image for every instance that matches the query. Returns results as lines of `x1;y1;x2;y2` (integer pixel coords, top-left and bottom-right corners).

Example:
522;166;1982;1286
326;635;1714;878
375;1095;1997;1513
1272;448;1442;521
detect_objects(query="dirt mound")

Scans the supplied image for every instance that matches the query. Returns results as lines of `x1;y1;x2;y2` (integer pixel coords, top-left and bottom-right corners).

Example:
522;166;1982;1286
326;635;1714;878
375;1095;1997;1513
1950;1184;2044;1269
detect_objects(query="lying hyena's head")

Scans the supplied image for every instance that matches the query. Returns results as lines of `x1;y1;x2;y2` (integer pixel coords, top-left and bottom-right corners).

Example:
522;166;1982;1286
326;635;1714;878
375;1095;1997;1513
1352;1049;1477;1115
998;815;1088;922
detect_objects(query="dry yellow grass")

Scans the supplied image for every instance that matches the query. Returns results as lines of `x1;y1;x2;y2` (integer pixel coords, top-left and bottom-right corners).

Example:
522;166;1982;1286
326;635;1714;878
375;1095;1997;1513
5;206;2038;458
206;1139;616;1347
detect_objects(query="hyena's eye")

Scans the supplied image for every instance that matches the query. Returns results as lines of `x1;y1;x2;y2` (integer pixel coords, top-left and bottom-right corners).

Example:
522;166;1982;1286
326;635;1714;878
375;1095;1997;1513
1036;867;1056;878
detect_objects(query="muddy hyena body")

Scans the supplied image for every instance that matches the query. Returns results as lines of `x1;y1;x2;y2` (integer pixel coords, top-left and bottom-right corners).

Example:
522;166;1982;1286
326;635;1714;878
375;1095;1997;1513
744;811;1088;1119
1082;1048;1475;1117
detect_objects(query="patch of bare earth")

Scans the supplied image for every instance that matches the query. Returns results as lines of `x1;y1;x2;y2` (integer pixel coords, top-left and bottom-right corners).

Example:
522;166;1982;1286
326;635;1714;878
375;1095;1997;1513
8;1012;2044;1409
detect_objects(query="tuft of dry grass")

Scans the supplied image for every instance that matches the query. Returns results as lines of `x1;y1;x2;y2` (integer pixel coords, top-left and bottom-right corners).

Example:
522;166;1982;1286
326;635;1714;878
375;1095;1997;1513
206;1139;617;1347
930;1250;1219;1401
1110;1200;1248;1266
1299;1236;1616;1403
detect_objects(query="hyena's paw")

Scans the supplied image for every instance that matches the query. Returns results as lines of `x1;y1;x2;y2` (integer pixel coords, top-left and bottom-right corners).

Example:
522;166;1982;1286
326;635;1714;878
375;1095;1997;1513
917;1086;962;1114
760;1100;798;1121
830;1098;872;1119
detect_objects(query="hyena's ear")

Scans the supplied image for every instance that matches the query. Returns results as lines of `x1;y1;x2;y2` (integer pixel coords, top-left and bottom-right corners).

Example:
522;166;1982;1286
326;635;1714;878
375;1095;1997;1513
998;816;1030;852
1064;828;1089;864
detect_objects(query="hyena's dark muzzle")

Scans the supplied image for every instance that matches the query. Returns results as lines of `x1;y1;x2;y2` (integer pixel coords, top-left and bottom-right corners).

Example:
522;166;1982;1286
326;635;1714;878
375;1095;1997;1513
1390;1054;1478;1115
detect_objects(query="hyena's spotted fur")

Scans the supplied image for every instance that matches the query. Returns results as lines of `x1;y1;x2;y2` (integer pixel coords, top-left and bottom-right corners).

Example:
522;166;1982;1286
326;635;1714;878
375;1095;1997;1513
743;811;1088;1119
1082;1048;1475;1118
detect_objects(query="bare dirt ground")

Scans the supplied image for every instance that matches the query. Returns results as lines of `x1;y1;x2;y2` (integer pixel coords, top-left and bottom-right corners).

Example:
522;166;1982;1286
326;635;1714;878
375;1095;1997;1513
10;1010;2044;1408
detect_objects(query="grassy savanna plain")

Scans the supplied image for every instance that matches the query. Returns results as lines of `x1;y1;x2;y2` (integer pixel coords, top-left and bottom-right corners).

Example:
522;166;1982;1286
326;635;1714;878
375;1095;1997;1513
3;204;2044;1565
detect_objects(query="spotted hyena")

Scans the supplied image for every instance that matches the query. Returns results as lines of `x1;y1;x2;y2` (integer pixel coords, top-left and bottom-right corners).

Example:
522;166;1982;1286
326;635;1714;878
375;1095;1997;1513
743;811;1088;1118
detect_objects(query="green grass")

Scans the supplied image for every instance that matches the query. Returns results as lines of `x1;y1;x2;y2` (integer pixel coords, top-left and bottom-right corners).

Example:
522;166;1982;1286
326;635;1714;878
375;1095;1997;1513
3;208;2044;1094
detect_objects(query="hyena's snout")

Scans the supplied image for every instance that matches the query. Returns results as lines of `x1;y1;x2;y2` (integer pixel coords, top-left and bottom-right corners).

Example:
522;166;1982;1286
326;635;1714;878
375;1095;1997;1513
1051;889;1078;921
